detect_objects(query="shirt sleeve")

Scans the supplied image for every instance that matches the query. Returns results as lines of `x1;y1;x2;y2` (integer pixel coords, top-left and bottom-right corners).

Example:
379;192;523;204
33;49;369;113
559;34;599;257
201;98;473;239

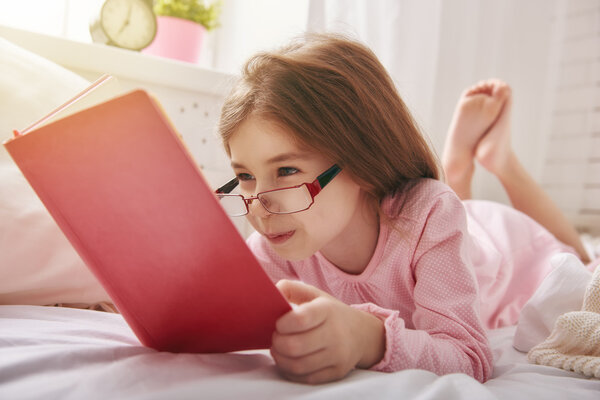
352;192;493;382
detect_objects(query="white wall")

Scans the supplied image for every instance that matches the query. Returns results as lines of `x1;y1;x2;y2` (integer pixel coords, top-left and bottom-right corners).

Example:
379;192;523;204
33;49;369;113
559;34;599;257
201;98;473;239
211;0;309;73
0;0;104;41
540;0;600;233
0;0;308;74
429;0;563;205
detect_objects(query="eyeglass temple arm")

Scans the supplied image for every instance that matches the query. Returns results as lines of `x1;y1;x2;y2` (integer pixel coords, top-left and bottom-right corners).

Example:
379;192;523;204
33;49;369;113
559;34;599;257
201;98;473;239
217;164;341;195
215;177;239;194
307;164;342;197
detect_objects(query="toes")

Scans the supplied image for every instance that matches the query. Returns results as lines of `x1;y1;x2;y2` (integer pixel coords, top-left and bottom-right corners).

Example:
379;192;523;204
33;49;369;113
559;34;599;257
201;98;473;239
466;79;498;96
492;82;512;101
465;79;512;99
466;81;492;96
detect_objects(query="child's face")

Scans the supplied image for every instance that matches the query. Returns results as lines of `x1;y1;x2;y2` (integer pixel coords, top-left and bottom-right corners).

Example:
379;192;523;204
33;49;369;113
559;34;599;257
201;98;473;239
228;115;367;261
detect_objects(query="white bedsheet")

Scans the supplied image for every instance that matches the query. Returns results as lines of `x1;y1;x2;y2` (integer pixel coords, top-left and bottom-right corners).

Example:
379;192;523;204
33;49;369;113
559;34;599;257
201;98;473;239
0;305;598;400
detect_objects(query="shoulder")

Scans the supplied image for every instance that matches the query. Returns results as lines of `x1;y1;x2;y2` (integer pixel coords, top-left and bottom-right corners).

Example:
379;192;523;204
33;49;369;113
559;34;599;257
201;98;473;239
382;178;464;222
380;178;469;253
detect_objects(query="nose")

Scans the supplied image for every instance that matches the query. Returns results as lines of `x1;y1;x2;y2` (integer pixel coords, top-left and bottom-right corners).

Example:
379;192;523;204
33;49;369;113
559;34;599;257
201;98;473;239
247;196;271;218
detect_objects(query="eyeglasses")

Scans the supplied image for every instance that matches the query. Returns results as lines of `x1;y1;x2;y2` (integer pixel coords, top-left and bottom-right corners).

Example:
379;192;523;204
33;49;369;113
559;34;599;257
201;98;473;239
215;164;342;216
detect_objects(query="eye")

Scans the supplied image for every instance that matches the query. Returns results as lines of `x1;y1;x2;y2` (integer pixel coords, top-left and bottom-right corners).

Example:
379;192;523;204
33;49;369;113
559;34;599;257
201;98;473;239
236;172;254;182
278;167;299;177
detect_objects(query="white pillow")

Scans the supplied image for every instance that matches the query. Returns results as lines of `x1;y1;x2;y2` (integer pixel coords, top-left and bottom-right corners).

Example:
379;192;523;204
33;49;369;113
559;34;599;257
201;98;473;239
0;36;110;305
513;253;592;352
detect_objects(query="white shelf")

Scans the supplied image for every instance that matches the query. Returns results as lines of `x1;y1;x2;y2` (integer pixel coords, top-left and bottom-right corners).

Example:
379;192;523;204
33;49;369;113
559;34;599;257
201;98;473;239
0;24;234;96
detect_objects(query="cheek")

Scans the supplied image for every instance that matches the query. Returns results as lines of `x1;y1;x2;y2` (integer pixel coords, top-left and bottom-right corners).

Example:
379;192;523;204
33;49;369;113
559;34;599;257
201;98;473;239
304;184;362;234
245;214;260;232
316;180;362;218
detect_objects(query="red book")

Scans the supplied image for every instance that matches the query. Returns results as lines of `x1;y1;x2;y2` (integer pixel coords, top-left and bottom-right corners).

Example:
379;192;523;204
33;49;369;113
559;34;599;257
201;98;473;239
3;75;291;353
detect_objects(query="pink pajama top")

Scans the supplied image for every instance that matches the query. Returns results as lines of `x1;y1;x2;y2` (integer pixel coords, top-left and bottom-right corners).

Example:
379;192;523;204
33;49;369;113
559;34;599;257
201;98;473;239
247;178;574;382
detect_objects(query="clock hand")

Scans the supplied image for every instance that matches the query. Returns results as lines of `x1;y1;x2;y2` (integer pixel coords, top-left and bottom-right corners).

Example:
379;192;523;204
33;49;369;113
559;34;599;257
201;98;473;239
118;5;133;35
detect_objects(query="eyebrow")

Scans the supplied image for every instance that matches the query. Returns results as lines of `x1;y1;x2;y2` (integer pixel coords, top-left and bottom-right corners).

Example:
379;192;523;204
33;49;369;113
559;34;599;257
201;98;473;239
230;152;312;169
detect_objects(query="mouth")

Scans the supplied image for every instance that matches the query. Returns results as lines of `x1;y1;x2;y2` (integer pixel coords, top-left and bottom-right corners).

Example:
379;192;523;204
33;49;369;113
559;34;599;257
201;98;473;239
264;230;295;245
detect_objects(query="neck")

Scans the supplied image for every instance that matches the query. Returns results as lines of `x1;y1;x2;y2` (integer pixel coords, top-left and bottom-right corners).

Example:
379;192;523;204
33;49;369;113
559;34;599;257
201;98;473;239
319;196;380;275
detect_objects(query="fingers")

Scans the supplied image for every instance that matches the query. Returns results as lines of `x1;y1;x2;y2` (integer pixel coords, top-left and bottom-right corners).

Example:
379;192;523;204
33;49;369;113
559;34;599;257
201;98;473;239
271;348;350;384
276;279;326;305
270;296;362;384
270;347;330;376
272;321;327;357
271;303;345;384
290;366;349;385
275;296;329;334
275;280;333;334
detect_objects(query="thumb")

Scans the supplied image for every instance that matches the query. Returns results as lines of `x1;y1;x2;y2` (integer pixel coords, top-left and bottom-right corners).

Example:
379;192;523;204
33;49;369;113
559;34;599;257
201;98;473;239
276;279;326;305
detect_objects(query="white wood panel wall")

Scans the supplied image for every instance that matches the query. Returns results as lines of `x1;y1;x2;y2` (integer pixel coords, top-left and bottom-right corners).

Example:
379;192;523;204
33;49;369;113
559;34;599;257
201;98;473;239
541;0;600;234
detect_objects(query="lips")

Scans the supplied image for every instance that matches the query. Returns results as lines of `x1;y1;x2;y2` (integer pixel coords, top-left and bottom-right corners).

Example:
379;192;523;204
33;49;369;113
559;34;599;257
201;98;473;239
264;230;295;244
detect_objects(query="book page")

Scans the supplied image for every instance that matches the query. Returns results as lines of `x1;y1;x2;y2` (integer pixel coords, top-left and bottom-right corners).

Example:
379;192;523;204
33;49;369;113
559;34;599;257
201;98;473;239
17;74;123;136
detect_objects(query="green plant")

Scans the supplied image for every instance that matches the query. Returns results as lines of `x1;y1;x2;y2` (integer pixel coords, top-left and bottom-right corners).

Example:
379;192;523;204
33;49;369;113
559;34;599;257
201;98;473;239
153;0;222;31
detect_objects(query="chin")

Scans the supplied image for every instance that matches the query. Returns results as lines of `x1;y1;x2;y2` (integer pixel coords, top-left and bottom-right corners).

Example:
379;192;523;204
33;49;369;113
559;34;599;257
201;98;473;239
271;245;315;262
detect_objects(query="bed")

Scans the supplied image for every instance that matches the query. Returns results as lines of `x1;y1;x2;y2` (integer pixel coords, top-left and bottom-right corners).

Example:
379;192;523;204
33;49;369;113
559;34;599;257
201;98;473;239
0;306;596;400
1;25;599;399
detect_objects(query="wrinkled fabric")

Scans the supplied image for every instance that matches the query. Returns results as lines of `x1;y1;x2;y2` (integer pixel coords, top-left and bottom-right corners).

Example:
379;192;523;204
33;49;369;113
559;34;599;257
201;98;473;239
528;262;600;378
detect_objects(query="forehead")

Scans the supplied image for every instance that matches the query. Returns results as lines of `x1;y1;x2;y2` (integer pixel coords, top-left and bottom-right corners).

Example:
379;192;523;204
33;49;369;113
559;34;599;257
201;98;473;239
228;116;312;166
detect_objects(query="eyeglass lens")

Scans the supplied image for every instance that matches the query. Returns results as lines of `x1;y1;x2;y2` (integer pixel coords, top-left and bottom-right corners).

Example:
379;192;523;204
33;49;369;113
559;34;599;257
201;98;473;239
218;185;314;216
218;194;248;217
259;185;313;214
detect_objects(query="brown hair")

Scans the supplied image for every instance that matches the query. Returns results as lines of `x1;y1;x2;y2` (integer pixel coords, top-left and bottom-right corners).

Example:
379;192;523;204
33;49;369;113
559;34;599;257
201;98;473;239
219;33;439;206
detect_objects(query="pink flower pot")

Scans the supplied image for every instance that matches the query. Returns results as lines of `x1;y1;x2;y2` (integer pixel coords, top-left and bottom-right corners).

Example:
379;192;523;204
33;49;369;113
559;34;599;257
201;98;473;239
143;16;205;63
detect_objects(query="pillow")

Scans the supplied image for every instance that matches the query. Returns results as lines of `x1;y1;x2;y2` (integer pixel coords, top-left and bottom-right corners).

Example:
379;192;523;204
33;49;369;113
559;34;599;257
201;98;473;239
0;36;111;305
512;253;592;352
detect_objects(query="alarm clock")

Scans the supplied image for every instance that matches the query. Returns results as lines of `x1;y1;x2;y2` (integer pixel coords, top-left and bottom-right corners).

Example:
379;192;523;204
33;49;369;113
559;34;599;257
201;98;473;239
90;0;157;51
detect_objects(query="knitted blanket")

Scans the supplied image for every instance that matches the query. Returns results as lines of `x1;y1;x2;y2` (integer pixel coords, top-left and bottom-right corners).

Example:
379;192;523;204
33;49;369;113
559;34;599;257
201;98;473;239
527;261;600;378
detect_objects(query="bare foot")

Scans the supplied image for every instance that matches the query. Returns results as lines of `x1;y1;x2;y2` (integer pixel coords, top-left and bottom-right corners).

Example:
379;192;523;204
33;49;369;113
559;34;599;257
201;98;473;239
475;85;514;177
442;79;510;199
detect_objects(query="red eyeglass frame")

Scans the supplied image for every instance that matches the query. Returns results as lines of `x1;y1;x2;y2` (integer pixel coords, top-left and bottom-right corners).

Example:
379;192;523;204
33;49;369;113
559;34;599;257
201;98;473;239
215;164;342;215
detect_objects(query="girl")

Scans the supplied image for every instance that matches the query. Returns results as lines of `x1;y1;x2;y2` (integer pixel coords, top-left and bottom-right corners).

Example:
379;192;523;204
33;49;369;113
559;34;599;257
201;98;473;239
215;33;589;384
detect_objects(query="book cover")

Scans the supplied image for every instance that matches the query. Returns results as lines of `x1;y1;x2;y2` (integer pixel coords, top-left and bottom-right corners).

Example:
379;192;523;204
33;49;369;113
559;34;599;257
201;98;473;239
3;76;291;353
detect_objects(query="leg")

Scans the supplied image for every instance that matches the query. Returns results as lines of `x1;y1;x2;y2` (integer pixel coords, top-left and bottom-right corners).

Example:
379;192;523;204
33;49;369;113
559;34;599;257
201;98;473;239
474;86;590;263
442;79;510;199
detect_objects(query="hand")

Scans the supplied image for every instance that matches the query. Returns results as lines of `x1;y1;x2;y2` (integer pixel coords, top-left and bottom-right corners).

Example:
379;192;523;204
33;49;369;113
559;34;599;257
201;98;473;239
271;280;386;384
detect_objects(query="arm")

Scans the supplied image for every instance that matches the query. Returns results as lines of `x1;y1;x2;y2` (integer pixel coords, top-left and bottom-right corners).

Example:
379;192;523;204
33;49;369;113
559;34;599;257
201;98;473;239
355;193;493;382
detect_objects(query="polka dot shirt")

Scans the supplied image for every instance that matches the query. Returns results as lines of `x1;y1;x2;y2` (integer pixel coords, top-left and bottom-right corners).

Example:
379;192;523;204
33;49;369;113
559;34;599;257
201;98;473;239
248;178;573;382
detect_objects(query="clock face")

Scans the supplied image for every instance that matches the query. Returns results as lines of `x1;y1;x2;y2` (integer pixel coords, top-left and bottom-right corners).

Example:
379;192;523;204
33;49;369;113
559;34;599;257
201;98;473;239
100;0;157;50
